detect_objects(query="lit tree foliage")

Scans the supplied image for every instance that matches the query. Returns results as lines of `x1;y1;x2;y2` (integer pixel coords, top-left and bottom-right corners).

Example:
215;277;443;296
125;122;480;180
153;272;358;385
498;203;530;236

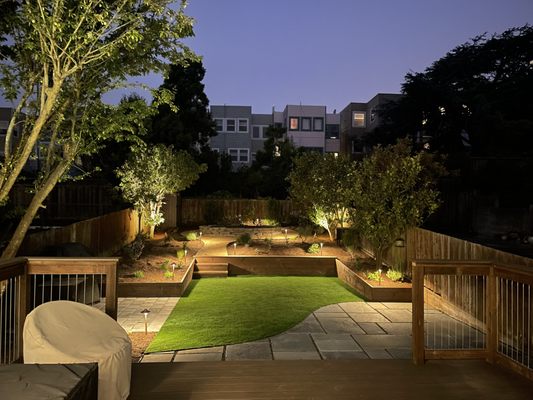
289;152;356;240
116;145;206;238
350;140;442;269
0;0;195;257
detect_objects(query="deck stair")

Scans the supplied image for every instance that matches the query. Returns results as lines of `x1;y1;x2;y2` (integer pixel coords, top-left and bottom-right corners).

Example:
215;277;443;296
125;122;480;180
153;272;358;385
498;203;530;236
194;257;229;278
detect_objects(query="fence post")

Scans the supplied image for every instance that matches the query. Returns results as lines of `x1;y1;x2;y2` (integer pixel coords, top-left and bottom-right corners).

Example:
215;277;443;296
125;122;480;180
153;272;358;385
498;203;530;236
486;264;497;364
104;261;118;320
412;261;425;365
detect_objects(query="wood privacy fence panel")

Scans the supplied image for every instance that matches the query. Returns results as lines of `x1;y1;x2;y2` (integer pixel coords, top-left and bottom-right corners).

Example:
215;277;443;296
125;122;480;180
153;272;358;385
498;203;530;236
406;228;533;271
18;209;140;257
179;198;296;225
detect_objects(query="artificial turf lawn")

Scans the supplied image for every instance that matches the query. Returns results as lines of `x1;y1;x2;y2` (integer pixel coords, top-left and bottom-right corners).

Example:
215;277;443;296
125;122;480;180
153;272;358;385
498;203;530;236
146;276;363;353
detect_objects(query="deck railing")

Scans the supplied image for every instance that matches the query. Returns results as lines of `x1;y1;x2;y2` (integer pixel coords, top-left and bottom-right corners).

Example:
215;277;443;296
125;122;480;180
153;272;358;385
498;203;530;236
0;257;118;364
412;260;533;380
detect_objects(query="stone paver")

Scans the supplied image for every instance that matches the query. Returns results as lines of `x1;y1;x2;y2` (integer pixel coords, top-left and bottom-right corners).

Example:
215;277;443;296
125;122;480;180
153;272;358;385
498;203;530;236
348;312;389;323
270;333;316;352
317;317;366;334
141;352;174;363
117;297;179;332
173;353;223;362
225;341;272;360
314;304;345;313
377;309;413;323
312;333;362;352
321;351;369;360
273;352;321;360
378;322;413;335
358;322;387;335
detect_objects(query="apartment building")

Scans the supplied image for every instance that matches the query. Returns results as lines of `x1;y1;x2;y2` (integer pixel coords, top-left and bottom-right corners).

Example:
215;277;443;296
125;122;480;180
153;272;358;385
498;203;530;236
339;93;402;155
210;104;341;168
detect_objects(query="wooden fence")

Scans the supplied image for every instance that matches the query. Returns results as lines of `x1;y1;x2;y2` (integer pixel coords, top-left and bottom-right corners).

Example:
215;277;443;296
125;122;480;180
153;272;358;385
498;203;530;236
179;198;296;226
361;227;533;274
18;209;141;257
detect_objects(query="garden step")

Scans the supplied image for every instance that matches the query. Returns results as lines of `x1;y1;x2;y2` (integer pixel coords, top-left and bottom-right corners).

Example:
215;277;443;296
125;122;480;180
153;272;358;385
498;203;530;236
195;262;229;272
193;270;229;278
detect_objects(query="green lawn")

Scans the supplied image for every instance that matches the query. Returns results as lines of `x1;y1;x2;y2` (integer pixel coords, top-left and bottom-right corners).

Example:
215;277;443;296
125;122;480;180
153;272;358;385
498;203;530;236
147;276;362;353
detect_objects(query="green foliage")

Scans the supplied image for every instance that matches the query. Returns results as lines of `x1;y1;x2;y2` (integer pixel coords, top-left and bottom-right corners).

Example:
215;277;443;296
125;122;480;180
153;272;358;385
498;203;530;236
386;269;403;282
366;270;383;282
159;259;171;271
350;139;442;268
236;233;252;246
289;152;356;240
185;231;198;241
296;225;314;243
307;243;321;254
163;270;174;279
123;233;146;261
133;270;145;279
116;145;206;236
176;246;187;260
0;0;197;256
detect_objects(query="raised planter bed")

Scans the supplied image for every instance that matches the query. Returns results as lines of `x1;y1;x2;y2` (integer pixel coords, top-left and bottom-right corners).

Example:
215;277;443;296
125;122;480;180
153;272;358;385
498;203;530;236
117;261;194;297
336;260;412;302
199;225;293;238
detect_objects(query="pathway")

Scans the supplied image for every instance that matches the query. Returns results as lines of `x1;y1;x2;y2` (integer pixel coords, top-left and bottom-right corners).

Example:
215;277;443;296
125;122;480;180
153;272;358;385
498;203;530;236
140;301;417;362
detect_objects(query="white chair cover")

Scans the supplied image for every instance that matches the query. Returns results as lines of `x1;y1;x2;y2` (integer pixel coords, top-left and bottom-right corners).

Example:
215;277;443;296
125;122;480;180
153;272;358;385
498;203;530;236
24;300;131;400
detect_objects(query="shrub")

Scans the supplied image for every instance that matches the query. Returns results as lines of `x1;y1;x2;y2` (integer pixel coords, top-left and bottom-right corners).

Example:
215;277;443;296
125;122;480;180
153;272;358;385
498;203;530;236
236;233;252;246
307;243;320;254
386;269;403;282
263;238;273;253
176;244;188;260
297;225;314;243
163;270;174;279
133;270;144;279
159;259;171;271
185;231;197;241
366;270;382;282
123;233;146;261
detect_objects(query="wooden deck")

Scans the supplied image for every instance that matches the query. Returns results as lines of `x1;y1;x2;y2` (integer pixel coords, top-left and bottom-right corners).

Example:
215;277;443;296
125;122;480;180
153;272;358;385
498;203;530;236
130;359;533;400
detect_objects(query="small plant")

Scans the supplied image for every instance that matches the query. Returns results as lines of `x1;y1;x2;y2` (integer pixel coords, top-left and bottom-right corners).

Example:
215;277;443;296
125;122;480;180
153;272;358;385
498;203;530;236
159;259;171;271
133;270;145;279
185;231;197;241
163;270;174;279
236;233;252;246
366;270;382;282
307;243;320;254
263;238;273;253
176;244;188;260
386;269;403;282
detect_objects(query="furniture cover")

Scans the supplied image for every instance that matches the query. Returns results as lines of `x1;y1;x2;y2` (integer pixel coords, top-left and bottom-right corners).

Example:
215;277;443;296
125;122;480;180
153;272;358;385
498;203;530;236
0;363;98;400
24;301;131;400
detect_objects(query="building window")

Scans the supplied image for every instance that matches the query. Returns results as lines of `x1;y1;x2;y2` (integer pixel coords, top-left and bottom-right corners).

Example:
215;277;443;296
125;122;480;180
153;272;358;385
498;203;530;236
214;119;223;132
238;119;249;133
252;125;269;140
370;107;377;123
301;117;311;131
251;152;256;162
313;117;324;131
352;112;366;128
226;119;236;132
325;124;339;139
228;148;249;163
289;117;299;131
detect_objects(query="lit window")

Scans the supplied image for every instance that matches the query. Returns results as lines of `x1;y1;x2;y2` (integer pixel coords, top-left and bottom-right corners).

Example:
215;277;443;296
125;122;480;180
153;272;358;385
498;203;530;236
226;119;236;132
313;117;324;131
238;119;248;133
301;117;311;131
289;117;299;131
369;108;376;123
352;112;366;128
214;119;223;132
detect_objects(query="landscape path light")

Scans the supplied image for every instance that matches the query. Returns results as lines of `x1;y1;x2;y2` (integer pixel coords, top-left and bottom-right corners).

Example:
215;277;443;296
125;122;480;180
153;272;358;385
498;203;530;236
233;242;237;255
171;262;176;276
141;308;151;334
378;269;382;286
320;242;323;255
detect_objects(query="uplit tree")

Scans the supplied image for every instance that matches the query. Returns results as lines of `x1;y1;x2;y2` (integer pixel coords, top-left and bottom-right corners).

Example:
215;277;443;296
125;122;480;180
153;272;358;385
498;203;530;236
289;152;356;240
0;0;195;257
116;145;206;238
350;140;442;269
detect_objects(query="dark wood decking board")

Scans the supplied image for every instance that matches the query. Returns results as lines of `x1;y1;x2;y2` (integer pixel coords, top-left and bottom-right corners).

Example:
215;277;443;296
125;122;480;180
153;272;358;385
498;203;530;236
130;359;533;400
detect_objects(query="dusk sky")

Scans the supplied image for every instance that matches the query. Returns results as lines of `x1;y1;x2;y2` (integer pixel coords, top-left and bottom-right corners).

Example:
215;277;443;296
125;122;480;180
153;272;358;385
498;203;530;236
2;0;532;111
131;0;533;113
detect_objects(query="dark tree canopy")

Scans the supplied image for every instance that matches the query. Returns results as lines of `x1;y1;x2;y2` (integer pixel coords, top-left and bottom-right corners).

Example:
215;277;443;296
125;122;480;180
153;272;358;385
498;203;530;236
149;61;216;152
370;25;533;157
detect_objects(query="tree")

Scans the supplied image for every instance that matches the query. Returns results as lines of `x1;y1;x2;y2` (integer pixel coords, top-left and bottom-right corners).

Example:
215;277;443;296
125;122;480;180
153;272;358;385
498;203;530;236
376;26;533;157
116;144;206;238
289;152;356;240
350;140;442;269
0;0;195;257
149;61;216;152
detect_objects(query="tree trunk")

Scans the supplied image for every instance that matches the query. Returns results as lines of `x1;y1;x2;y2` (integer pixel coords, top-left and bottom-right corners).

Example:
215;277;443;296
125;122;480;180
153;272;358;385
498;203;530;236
1;160;70;259
375;247;383;270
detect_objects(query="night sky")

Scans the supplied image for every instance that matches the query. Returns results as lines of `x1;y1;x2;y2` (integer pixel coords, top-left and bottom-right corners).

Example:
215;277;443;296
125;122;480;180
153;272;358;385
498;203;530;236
2;1;532;111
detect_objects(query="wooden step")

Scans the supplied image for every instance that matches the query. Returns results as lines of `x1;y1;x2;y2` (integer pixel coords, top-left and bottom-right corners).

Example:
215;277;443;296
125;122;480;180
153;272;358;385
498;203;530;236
194;261;229;278
193;270;229;278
